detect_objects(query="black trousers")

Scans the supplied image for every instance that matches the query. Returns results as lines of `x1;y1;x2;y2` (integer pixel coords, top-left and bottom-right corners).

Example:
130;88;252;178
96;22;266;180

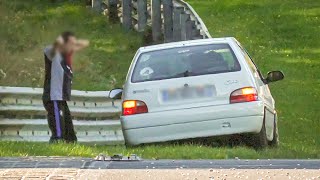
43;100;77;143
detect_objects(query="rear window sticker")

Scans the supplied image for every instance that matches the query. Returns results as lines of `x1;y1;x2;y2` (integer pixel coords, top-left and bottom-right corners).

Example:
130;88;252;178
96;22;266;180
140;67;154;76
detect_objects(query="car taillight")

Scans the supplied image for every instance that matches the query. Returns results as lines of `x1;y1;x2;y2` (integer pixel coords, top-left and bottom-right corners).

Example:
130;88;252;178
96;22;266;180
122;100;148;116
230;87;258;104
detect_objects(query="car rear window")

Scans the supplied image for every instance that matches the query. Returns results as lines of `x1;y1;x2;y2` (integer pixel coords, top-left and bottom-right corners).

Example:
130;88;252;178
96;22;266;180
131;44;241;83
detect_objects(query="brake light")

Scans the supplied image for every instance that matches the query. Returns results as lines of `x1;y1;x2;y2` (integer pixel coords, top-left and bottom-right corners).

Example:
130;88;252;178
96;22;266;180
230;87;258;103
122;100;148;116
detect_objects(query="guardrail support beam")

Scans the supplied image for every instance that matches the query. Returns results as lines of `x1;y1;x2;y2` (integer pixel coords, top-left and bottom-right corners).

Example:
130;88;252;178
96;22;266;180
137;0;147;32
173;7;184;42
122;0;133;30
108;0;120;23
186;19;193;40
180;13;189;41
86;0;92;6
92;0;103;12
151;0;162;42
192;23;202;39
163;0;173;42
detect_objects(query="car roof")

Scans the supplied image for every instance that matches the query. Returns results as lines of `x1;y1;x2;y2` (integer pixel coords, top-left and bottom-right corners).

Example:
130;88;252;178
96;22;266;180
138;37;238;53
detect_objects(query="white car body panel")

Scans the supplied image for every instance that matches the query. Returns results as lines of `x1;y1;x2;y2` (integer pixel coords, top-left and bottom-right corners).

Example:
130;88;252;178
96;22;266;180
121;37;277;145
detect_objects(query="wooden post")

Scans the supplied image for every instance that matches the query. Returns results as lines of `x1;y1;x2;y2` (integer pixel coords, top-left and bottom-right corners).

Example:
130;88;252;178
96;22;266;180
151;0;162;42
186;19;193;40
92;0;102;12
122;0;132;30
137;0;147;32
163;0;173;43
180;13;189;41
85;0;92;6
108;0;119;23
192;23;202;39
173;7;184;42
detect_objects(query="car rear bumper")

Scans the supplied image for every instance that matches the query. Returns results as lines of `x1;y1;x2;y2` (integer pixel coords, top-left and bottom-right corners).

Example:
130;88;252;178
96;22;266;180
121;101;264;145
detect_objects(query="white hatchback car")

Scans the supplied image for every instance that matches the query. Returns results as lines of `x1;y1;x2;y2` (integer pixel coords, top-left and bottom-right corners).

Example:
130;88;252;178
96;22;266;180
109;37;284;149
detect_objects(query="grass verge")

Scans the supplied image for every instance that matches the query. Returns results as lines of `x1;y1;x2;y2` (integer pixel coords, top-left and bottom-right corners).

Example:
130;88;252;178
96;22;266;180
0;0;319;159
1;141;319;159
0;0;143;90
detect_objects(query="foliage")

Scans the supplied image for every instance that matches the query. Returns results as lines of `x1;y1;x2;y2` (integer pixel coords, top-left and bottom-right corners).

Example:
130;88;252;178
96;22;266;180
0;0;143;90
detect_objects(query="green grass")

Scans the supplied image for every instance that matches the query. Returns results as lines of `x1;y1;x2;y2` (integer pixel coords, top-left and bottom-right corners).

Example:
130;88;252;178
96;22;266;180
187;0;320;158
1;141;319;159
0;0;143;90
0;0;319;159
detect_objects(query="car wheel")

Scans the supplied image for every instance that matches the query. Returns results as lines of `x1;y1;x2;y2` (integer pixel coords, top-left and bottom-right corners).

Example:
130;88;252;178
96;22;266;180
245;112;268;150
269;113;279;147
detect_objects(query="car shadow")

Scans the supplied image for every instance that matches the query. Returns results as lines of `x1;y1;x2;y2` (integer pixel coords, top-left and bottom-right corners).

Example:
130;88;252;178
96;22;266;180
134;134;262;150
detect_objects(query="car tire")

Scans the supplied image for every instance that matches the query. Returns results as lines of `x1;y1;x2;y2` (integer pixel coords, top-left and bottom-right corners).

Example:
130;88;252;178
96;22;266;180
245;112;268;150
269;113;279;147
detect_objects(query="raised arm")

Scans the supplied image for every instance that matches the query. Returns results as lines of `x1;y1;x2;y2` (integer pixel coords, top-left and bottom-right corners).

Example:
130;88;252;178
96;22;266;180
72;39;90;52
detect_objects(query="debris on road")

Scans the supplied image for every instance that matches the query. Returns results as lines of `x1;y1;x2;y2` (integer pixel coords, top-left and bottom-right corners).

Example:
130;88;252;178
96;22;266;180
94;154;142;161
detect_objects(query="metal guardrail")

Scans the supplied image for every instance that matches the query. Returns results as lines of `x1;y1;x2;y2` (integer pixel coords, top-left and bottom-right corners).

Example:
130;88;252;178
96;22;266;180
174;0;211;39
0;119;124;144
0;86;121;120
0;86;123;144
91;0;212;43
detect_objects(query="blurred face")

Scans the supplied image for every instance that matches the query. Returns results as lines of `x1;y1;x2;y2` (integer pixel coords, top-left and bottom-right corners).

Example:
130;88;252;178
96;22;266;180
63;36;76;53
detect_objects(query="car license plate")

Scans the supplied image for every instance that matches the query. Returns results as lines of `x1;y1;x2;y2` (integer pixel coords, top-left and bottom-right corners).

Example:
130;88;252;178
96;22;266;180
162;85;215;102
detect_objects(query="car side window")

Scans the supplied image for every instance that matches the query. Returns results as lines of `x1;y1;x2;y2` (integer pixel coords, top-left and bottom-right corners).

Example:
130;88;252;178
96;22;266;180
237;45;257;73
235;42;266;83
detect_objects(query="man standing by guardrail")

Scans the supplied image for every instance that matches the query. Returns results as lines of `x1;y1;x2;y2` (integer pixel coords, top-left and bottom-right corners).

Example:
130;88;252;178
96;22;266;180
42;32;89;143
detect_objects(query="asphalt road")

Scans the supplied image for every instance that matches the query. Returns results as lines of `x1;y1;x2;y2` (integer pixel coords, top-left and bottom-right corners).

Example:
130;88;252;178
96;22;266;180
1;169;320;180
1;157;320;170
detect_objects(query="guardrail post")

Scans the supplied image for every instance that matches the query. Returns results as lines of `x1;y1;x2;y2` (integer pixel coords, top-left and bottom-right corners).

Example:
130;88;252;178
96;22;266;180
163;0;173;43
192;23;202;39
86;0;92;6
108;0;120;23
173;7;184;42
180;13;189;41
122;0;132;30
151;0;162;42
186;19;193;40
137;0;147;32
92;0;103;12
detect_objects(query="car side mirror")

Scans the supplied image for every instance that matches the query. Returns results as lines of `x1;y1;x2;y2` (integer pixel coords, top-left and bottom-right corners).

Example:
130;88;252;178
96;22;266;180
109;88;123;99
265;71;284;84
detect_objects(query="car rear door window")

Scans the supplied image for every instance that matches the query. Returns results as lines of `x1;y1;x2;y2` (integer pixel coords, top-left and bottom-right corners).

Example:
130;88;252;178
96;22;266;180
132;44;241;83
236;42;266;82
